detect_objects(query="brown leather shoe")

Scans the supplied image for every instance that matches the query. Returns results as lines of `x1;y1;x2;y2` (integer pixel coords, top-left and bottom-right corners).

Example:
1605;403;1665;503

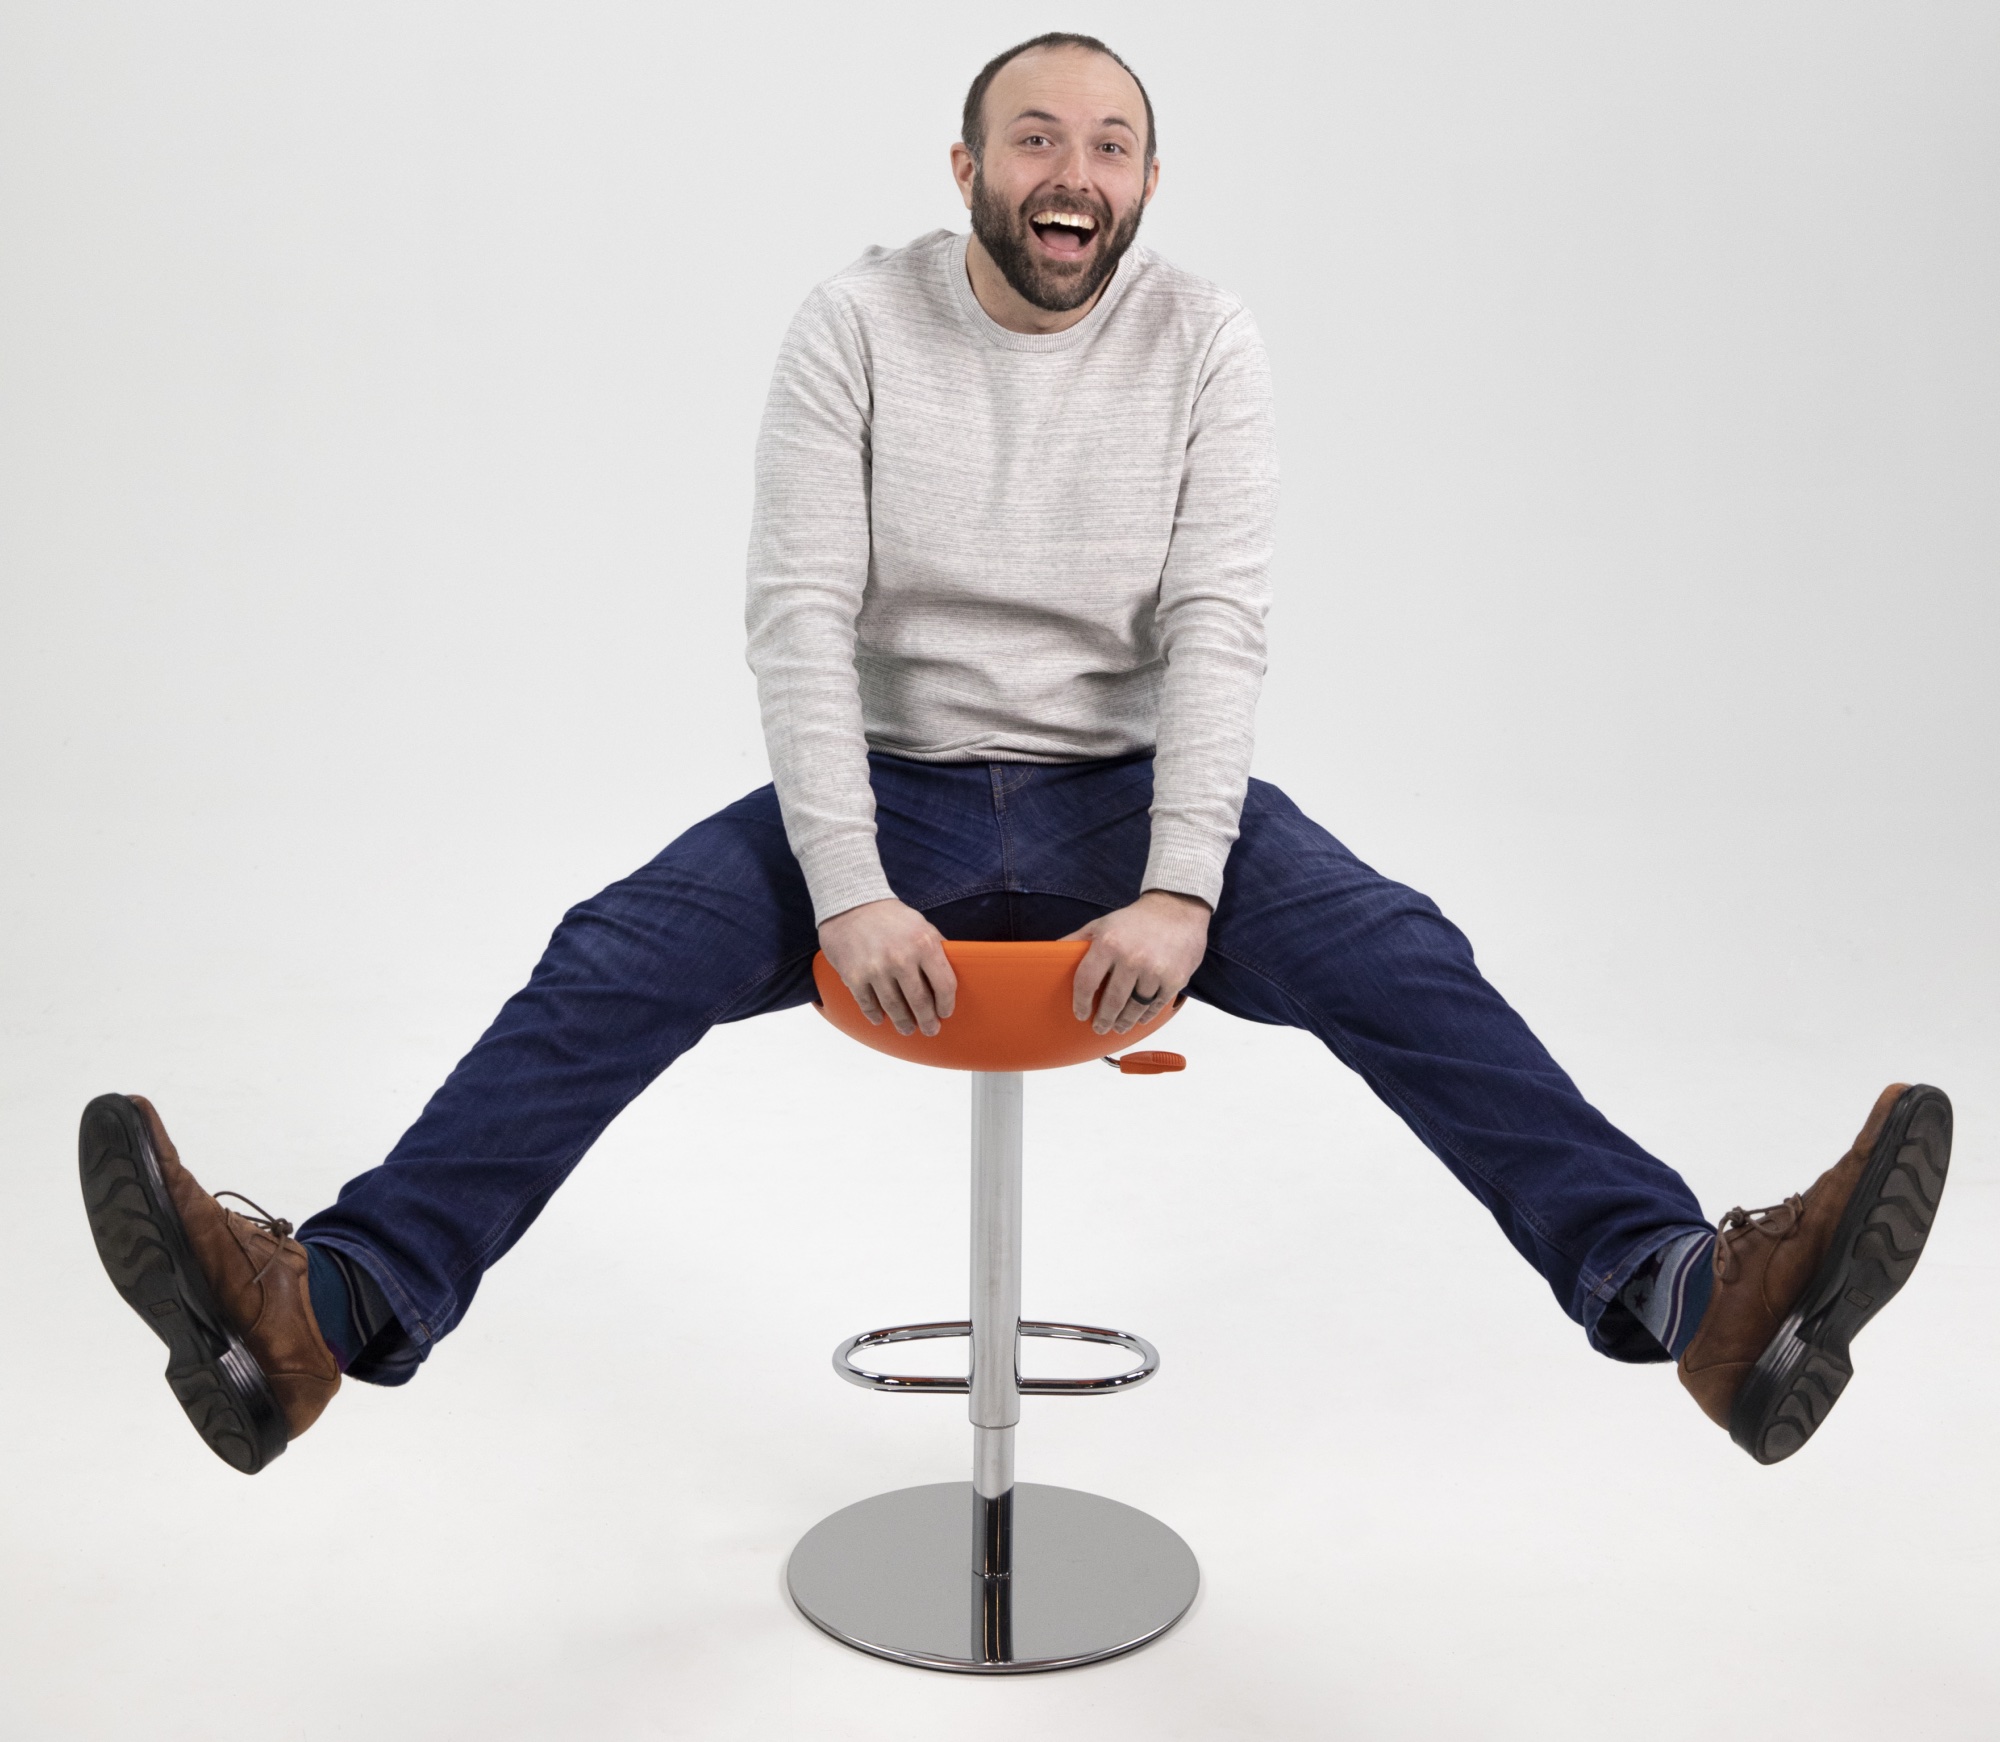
1679;1082;1951;1464
79;1092;340;1473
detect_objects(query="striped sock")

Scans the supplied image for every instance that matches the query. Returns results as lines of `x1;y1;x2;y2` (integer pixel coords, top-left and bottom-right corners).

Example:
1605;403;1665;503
1618;1228;1717;1360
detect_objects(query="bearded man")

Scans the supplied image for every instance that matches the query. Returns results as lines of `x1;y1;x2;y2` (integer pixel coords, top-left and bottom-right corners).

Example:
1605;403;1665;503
80;33;1951;1478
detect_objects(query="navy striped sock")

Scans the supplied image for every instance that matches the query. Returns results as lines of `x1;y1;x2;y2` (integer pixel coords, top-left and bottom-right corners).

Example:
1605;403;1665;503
1618;1228;1717;1360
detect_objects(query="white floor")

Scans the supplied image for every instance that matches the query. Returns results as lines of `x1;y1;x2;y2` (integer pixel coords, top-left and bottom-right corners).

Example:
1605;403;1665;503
3;794;1994;1741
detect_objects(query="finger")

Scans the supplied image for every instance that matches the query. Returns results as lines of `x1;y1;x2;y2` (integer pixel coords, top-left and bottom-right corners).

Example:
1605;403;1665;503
840;965;888;1026
875;975;919;1037
851;983;887;1027
894;960;941;1037
1094;958;1141;1034
1127;994;1167;1032
918;934;958;1021
1073;939;1116;1021
1114;987;1158;1035
1113;979;1161;1035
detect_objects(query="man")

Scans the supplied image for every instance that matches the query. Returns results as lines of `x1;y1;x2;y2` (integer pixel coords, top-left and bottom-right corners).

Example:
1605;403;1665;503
80;33;1951;1480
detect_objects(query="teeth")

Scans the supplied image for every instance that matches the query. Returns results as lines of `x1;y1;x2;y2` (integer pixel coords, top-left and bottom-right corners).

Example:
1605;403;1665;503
1033;211;1095;231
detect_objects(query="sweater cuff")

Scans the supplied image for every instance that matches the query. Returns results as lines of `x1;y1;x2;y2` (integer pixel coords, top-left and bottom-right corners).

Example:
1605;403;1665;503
1140;829;1230;911
799;839;899;927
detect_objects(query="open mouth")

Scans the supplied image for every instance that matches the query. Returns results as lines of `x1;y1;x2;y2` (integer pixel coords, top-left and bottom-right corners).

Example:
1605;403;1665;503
1028;209;1099;261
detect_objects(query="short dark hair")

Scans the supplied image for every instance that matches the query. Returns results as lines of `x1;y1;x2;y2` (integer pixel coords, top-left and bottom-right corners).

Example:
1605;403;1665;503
960;32;1157;168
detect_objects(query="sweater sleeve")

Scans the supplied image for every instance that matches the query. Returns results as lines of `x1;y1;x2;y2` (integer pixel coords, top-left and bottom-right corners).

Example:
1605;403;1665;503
743;290;897;924
1141;309;1279;907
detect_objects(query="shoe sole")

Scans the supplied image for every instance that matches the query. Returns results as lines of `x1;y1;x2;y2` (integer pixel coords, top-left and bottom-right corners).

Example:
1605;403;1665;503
78;1094;288;1474
1728;1083;1953;1465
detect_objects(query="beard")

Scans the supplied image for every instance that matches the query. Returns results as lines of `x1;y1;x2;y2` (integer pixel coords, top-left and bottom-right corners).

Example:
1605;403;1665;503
969;169;1145;314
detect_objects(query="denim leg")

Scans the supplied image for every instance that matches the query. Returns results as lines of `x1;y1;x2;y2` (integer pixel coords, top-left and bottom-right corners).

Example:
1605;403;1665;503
297;785;819;1382
1195;781;1707;1361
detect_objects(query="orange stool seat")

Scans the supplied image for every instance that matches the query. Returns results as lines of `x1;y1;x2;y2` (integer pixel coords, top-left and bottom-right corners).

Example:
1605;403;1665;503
811;939;1180;1072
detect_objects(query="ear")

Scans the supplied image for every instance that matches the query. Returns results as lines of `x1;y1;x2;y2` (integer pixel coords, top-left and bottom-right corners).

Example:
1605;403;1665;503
949;141;978;211
1141;154;1161;207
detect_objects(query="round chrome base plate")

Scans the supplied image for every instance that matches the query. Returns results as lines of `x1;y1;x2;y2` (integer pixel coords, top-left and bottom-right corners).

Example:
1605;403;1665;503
787;1481;1198;1673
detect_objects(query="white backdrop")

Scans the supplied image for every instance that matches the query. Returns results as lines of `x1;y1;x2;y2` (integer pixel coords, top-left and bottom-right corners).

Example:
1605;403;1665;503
2;5;1995;1738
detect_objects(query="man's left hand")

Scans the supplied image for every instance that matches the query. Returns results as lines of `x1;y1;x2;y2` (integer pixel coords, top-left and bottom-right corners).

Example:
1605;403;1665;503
1065;890;1212;1036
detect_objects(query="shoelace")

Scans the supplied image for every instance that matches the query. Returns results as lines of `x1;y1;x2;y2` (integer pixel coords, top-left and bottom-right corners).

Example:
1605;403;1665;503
214;1189;296;1289
1713;1194;1804;1282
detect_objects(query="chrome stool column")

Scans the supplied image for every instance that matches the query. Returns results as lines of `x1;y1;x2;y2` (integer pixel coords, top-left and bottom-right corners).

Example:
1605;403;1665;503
787;943;1199;1674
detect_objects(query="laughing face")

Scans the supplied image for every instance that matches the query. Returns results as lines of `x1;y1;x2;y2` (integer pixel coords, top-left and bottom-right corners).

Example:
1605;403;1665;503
970;166;1142;315
952;45;1159;326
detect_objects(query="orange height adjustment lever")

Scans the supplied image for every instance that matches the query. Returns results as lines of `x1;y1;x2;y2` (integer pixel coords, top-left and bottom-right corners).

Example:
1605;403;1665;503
1104;1051;1186;1075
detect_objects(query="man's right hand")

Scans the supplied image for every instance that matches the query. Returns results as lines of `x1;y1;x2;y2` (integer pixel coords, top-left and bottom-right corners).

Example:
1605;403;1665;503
817;899;957;1038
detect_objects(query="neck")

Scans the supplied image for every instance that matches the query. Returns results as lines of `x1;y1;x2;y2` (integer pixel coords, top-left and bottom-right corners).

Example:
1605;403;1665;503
964;234;1110;334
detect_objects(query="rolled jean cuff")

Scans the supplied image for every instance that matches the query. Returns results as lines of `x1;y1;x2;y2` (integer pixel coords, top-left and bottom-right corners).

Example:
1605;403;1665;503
292;1230;434;1388
1581;1220;1715;1365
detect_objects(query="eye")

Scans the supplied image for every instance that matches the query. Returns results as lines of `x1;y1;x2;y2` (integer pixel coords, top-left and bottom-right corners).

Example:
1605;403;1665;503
1099;141;1125;155
1020;133;1052;148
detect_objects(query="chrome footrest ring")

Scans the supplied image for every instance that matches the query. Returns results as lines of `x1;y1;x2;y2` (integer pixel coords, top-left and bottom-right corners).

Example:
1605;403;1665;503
833;1320;1159;1395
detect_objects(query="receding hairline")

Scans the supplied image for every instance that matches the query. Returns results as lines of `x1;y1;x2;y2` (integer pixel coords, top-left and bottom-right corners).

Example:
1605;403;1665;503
961;33;1157;165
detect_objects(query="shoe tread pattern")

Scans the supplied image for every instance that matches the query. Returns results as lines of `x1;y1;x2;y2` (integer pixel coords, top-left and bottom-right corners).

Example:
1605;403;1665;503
1733;1086;1951;1465
78;1096;287;1474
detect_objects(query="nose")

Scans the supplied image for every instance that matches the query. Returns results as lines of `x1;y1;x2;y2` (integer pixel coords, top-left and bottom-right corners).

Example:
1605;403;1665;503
1048;138;1094;193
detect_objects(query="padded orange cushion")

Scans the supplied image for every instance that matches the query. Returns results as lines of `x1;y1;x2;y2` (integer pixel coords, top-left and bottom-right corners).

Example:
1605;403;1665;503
812;940;1180;1072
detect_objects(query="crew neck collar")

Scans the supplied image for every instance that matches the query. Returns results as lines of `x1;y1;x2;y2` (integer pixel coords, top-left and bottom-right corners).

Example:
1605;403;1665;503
943;230;1142;353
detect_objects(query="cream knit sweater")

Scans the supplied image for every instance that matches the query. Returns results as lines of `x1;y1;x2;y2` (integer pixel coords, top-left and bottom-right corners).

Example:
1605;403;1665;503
745;229;1278;922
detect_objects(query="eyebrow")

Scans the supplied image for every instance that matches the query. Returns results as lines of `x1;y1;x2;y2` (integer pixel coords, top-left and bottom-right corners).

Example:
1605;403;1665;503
1008;107;1140;138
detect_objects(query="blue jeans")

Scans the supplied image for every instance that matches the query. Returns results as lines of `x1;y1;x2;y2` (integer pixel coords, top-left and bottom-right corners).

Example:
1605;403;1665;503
298;754;1707;1381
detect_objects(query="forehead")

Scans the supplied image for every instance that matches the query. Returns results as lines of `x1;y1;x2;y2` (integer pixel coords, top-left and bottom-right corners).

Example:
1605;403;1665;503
984;46;1144;137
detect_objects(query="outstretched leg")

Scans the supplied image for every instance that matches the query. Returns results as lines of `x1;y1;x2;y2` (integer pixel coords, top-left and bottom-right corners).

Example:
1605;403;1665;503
298;784;818;1381
1193;780;1708;1359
